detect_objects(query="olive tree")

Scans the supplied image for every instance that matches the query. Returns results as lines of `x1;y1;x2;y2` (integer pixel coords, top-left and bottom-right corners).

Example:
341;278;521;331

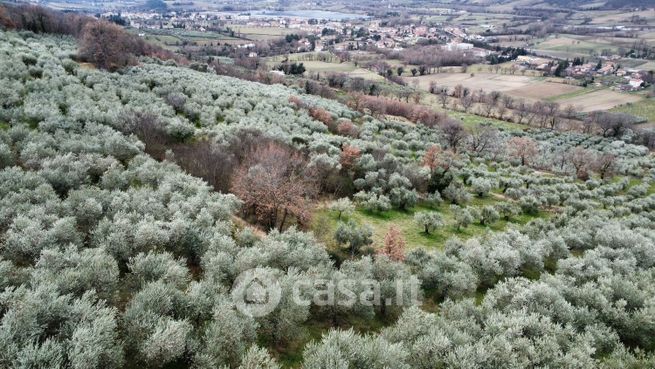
414;211;444;235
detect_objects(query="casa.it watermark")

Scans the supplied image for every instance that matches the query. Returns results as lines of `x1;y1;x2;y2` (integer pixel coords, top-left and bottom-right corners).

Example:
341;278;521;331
231;268;421;317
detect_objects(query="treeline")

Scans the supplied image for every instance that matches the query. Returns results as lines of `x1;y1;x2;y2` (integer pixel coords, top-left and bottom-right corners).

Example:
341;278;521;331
0;4;181;70
351;94;448;128
486;47;529;65
374;45;481;70
431;83;655;147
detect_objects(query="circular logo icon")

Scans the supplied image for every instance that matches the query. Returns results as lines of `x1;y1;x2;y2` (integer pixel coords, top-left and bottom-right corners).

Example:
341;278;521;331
231;268;281;317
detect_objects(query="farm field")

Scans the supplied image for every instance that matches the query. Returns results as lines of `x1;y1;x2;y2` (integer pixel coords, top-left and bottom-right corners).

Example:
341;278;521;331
554;89;643;112
134;29;243;49
589;9;655;25
531;35;620;59
266;52;386;80
299;60;357;73
407;73;582;101
345;67;386;81
505;81;582;100
407;73;535;93
634;60;655;71
611;98;655;124
229;26;298;41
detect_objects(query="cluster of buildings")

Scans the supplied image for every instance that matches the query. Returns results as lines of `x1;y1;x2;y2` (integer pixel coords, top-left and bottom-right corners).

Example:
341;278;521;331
515;55;648;91
111;11;218;32
115;8;488;55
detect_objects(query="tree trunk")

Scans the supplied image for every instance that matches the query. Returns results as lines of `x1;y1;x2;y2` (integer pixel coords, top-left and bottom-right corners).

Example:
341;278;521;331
278;208;288;232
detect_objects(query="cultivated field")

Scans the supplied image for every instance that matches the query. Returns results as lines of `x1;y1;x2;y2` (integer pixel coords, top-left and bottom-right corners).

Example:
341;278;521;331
555;89;643;112
300;61;357;73
266;52;386;81
407;73;534;93
612;98;655;124
313;199;541;251
590;9;655;25
532;35;620;59
506;81;582;100
135;29;242;50
229;26;298;41
408;73;582;100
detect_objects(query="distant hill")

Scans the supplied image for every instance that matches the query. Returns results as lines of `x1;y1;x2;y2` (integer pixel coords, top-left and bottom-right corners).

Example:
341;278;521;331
543;0;654;9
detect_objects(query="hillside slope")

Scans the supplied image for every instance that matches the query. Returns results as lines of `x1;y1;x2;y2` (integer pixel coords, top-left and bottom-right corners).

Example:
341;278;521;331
1;29;655;369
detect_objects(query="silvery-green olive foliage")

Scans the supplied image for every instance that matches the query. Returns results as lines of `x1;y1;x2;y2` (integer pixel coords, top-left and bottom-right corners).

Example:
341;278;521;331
1;29;655;368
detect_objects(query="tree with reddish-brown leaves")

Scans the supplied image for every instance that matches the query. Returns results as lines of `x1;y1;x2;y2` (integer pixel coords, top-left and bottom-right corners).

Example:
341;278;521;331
337;120;359;138
0;7;15;29
379;225;406;262
506;136;539;167
340;145;361;171
231;142;318;231
309;107;334;126
288;96;306;109
77;18;181;71
422;145;442;171
79;21;132;71
422;145;457;172
411;107;445;128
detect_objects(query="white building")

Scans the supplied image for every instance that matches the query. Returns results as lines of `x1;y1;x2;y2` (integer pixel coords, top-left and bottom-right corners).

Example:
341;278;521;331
445;42;474;51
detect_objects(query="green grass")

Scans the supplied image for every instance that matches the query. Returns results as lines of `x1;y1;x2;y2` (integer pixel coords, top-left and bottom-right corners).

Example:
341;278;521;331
301;61;357;73
452;112;526;132
132;29;243;50
611;98;655;124
230;26;298;41
270;311;393;367
313;195;543;252
533;35;620;58
547;87;603;102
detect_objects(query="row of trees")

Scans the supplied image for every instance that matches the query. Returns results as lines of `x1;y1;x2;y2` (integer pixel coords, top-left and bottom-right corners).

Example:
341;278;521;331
431;82;647;142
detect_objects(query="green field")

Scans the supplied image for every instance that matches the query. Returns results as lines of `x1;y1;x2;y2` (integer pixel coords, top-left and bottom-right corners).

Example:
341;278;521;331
532;35;620;58
133;29;242;50
313;195;543;253
611;98;655;124
229;26;299;41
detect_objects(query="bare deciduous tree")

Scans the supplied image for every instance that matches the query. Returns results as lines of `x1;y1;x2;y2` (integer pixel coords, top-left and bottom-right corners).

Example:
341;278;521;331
441;119;468;153
231;142;318;231
506;136;539;166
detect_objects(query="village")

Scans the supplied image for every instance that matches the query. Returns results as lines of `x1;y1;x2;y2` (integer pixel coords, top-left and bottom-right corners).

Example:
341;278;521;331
101;5;652;97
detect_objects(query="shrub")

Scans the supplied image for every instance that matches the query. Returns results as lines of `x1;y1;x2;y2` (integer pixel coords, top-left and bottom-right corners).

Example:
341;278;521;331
519;195;541;215
414;211;443;234
451;205;475;230
329;198;355;219
471;177;494;197
480;205;500;225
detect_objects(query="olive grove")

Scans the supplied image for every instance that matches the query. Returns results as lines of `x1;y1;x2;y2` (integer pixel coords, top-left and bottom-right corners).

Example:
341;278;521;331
0;28;655;369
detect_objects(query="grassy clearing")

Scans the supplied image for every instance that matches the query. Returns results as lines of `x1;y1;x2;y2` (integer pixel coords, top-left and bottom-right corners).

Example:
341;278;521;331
611;98;655;124
288;61;358;73
312;196;542;252
230;26;297;40
419;92;526;132
552;88;642;112
134;29;242;50
532;35;620;58
451;111;526;132
547;87;602;102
